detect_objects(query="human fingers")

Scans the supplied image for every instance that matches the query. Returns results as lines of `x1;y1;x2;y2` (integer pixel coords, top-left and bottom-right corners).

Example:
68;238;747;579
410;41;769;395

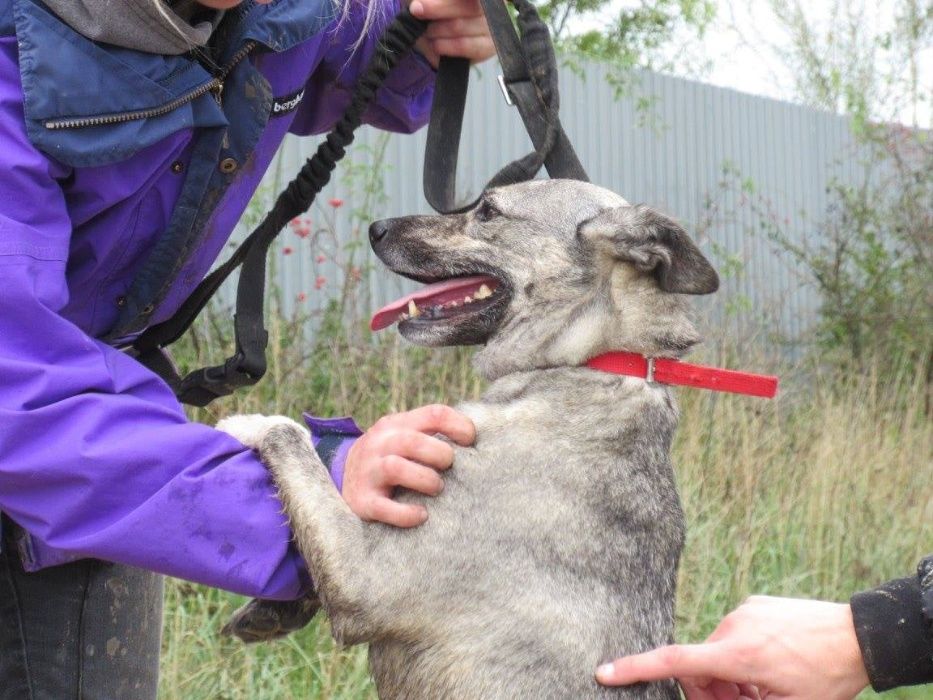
410;3;494;65
705;608;745;643
424;16;488;40
409;0;483;21
679;677;745;700
679;679;718;700
685;679;760;700
424;16;494;61
364;496;429;528
378;404;476;446
426;35;496;62
378;455;445;495
373;430;455;470
710;680;744;700
596;644;728;686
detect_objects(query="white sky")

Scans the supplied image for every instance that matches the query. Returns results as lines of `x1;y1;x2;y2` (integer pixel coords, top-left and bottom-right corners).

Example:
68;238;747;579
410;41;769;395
570;0;932;127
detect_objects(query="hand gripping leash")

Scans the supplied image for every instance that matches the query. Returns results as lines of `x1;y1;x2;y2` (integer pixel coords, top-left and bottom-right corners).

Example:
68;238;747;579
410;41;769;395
134;2;587;406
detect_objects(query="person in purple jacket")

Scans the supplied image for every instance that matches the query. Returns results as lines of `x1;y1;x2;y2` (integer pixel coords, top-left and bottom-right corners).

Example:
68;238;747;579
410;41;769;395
0;0;492;697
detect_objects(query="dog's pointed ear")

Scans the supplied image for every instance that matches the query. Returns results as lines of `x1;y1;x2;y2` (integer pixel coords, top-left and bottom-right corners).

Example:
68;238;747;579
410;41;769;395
577;204;719;295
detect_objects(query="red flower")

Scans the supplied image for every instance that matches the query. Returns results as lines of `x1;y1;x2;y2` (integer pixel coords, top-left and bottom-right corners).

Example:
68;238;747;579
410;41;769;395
315;254;327;263
328;197;344;209
296;292;307;302
290;216;313;238
283;246;294;255
315;276;327;289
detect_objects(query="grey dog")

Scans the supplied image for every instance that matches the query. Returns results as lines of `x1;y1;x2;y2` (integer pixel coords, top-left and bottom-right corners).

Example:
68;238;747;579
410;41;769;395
217;179;719;699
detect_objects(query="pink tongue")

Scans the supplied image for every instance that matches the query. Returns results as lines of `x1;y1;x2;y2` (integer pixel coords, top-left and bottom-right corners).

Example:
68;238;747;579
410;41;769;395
370;275;498;331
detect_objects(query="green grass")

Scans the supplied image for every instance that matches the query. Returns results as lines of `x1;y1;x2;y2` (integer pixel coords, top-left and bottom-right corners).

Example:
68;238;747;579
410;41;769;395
158;313;932;699
161;582;373;699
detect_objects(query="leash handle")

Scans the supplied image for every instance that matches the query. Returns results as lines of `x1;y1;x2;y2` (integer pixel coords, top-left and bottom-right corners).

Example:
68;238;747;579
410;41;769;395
423;56;470;214
423;0;588;214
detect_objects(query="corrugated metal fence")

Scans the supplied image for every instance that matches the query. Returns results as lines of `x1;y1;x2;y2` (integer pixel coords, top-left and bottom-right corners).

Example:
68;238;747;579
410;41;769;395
224;58;864;347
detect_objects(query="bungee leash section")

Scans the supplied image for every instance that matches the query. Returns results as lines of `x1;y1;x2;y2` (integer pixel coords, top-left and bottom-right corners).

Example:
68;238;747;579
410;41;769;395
135;1;585;407
132;11;431;407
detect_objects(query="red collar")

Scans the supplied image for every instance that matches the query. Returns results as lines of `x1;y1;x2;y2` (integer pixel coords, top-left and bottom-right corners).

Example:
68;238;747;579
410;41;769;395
586;351;778;398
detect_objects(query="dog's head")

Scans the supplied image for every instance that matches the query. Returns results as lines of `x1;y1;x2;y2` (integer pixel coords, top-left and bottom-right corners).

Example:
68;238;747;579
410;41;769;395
369;180;718;379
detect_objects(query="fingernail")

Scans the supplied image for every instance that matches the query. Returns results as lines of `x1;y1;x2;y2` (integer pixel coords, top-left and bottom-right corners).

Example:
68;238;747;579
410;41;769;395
410;1;423;15
596;663;615;681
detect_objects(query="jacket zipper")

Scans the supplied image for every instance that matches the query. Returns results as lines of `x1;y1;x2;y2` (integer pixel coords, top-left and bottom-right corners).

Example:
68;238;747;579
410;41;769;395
44;41;257;131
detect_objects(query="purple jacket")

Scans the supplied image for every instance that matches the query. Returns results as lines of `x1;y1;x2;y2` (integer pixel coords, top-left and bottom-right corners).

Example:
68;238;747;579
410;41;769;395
0;0;430;599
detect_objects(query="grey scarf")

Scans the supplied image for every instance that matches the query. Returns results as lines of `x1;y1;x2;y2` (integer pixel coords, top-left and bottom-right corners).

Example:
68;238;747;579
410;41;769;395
41;0;223;55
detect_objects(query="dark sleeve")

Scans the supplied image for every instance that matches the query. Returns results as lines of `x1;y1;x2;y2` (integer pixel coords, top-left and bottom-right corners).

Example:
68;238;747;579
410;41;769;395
850;554;933;692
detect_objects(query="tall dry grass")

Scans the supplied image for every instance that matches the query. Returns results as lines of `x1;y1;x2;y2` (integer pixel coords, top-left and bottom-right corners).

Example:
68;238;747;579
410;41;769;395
674;360;931;642
159;311;932;699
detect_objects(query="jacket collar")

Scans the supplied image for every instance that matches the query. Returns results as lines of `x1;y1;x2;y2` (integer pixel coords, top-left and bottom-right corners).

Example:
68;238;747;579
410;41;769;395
11;0;334;127
233;0;336;57
38;0;224;55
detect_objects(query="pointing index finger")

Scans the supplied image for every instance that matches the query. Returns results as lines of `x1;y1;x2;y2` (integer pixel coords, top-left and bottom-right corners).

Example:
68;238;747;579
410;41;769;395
409;0;484;20
596;644;728;686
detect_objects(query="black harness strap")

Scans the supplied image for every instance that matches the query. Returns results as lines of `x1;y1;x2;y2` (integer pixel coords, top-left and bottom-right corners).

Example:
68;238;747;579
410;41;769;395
423;0;588;214
132;10;429;407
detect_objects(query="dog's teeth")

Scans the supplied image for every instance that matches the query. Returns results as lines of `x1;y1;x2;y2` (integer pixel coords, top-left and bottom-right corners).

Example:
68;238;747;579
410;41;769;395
464;296;473;304
475;284;493;299
408;300;420;317
399;312;410;321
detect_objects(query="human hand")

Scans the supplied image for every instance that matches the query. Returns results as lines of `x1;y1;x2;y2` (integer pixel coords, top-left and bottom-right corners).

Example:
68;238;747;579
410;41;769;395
596;597;870;700
406;0;496;68
342;404;476;527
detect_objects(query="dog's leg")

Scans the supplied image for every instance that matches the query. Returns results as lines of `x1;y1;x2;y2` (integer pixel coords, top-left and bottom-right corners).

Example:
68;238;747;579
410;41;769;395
222;594;322;643
217;415;379;645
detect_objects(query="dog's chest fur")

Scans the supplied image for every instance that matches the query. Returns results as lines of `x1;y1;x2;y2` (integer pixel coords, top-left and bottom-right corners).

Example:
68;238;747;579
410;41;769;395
367;368;685;699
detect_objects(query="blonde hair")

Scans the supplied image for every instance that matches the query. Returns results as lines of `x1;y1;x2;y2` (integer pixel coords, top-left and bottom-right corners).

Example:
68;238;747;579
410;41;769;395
338;0;386;49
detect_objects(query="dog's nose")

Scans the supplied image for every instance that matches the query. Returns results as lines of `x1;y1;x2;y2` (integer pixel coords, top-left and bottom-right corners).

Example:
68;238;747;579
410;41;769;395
369;220;390;246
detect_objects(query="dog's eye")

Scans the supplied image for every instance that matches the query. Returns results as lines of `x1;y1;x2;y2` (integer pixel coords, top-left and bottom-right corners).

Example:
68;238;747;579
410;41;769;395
475;199;501;223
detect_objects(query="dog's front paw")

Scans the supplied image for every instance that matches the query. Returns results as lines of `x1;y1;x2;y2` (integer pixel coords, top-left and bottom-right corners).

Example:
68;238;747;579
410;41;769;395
215;414;309;451
221;594;321;644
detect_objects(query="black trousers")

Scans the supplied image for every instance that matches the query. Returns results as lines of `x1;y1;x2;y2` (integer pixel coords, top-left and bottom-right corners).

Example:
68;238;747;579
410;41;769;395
0;524;163;700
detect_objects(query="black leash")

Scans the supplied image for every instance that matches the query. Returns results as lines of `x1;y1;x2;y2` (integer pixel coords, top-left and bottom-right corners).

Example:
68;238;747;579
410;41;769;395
424;0;587;213
136;1;588;407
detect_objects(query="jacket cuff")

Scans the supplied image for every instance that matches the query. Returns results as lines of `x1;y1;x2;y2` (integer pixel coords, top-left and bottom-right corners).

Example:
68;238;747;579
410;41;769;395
850;556;933;691
380;48;436;98
303;414;362;494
